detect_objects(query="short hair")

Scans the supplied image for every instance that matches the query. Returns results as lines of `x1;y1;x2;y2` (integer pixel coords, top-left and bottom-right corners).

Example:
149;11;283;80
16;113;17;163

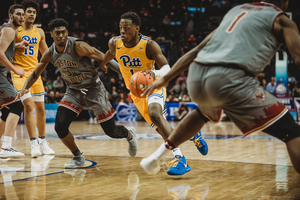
48;18;68;31
21;0;40;14
120;12;141;26
8;4;24;15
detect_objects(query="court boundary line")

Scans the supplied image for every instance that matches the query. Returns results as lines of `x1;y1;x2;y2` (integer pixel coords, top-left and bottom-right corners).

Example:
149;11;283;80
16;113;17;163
0;158;97;184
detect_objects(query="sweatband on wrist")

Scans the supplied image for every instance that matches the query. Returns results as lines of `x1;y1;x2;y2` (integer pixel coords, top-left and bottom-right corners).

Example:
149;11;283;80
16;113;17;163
154;64;170;78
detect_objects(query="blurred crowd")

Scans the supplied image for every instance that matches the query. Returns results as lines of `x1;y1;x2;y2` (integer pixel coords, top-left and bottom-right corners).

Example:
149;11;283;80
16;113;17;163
1;0;300;105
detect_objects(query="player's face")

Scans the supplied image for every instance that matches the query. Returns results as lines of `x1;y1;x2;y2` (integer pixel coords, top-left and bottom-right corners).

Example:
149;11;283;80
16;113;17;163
24;7;36;24
11;8;24;27
119;19;139;43
51;26;68;47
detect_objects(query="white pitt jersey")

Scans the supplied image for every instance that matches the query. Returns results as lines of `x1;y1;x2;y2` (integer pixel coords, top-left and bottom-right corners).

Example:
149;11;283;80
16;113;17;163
195;2;285;76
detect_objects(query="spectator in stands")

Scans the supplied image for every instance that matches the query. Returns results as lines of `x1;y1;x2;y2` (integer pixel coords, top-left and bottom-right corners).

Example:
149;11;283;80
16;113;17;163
54;91;62;102
117;93;128;104
181;93;191;102
266;77;276;94
45;78;54;91
174;101;189;121
53;76;64;92
140;7;149;17
46;91;55;103
169;80;186;98
111;86;119;104
262;79;267;90
176;72;187;84
166;93;179;102
162;15;170;25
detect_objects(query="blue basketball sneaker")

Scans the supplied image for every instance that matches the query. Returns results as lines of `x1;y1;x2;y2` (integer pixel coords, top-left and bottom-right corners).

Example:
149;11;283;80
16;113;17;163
190;131;208;155
167;155;191;175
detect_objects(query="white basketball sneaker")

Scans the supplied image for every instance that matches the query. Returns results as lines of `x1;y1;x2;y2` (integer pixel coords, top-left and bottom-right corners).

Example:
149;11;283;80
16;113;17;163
40;140;55;155
0;147;25;157
31;143;42;158
127;127;139;157
140;153;161;175
64;153;86;169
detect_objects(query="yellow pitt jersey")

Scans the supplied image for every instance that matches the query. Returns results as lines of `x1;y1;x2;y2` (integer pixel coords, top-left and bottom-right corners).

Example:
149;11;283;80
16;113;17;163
115;35;155;90
13;26;41;71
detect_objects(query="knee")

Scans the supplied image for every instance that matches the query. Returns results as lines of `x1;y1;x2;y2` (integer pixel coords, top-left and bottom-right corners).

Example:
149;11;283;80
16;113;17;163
149;110;162;125
55;118;69;138
23;101;34;113
35;106;45;115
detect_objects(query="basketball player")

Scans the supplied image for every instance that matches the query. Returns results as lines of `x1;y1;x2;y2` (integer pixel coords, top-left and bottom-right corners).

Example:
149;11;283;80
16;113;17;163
0;4;25;157
10;0;54;157
141;0;300;175
16;18;138;168
100;12;208;175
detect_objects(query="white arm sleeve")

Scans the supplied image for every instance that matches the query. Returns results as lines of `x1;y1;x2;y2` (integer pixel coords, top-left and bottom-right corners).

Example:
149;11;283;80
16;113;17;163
154;64;171;78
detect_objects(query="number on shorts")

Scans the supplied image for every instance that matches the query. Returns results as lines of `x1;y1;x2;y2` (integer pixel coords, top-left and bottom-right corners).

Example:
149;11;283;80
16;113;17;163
226;11;248;33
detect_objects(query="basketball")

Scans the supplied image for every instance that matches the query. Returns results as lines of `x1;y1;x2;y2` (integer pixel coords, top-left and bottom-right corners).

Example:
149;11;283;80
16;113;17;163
129;72;155;98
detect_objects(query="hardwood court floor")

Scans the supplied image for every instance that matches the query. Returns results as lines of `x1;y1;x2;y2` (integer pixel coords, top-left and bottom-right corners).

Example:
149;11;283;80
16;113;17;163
1;121;300;199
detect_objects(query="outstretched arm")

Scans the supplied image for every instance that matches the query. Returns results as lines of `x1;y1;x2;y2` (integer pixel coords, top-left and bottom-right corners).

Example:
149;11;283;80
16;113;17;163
75;40;120;73
16;49;50;99
99;37;118;73
142;28;217;97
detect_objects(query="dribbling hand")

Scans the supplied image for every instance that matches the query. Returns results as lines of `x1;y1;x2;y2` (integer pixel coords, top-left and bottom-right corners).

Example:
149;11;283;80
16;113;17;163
141;77;168;97
141;69;155;79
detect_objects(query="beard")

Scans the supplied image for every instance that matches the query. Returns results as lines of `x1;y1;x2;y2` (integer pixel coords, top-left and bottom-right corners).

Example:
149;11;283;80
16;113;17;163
12;16;22;27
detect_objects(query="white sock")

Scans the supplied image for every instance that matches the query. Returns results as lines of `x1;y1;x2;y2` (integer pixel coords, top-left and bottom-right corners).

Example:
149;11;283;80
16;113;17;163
152;142;170;160
30;139;38;145
172;148;183;157
38;138;46;144
2;136;12;149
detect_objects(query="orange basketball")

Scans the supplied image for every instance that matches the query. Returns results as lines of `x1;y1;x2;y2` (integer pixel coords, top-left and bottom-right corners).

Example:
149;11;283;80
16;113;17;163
129;72;155;98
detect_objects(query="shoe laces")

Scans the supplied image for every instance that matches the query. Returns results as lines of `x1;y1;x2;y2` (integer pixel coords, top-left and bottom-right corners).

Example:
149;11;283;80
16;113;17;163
2;147;18;152
168;157;181;168
193;136;203;148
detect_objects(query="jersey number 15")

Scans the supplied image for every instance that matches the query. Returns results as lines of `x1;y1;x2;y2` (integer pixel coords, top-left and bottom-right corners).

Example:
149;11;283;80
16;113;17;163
24;46;34;56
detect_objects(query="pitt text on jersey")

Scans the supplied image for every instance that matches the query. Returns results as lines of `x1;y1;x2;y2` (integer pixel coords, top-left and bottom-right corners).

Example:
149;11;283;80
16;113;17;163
119;55;143;67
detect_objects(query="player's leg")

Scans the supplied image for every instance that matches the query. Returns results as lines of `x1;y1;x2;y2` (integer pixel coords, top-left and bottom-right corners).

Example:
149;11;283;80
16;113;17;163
262;112;300;174
140;108;207;175
0;102;25;157
33;96;54;155
20;94;42;157
0;107;9;138
55;106;85;168
100;117;138;156
139;90;189;175
0;76;25;157
88;81;138;156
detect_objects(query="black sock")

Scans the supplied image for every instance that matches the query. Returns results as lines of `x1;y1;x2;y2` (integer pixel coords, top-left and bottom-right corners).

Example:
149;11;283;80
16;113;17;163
30;137;36;141
39;136;45;139
72;149;81;157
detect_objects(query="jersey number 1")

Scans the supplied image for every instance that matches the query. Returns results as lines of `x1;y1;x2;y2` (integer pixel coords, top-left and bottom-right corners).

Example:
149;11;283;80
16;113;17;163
226;11;248;33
